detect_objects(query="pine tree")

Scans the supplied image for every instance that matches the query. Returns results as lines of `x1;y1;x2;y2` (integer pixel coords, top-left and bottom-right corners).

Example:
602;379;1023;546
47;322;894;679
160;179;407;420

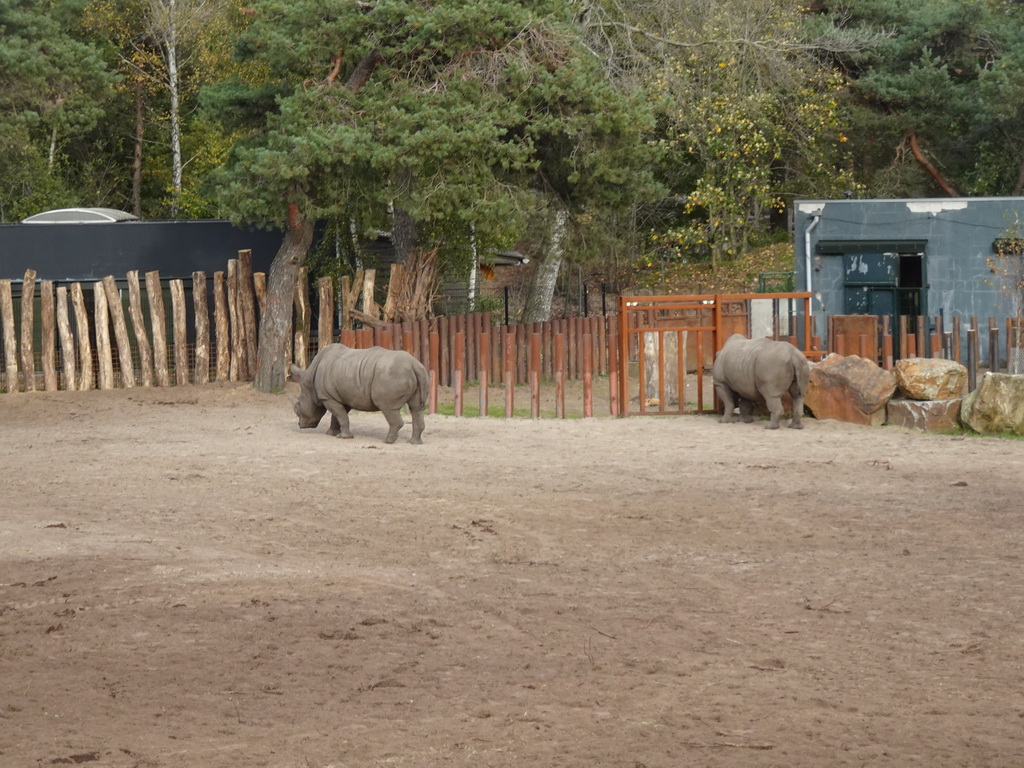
205;0;655;390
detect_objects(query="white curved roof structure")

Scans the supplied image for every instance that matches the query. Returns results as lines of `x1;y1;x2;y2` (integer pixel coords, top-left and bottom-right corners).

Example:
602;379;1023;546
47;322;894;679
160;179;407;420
22;208;139;224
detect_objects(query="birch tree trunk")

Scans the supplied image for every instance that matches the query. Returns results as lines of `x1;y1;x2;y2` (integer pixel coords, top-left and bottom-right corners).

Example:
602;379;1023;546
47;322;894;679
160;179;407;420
522;207;569;324
132;81;145;218
166;23;183;213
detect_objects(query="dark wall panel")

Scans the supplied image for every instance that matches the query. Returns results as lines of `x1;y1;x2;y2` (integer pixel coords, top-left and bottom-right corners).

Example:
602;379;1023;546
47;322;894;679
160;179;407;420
0;220;283;282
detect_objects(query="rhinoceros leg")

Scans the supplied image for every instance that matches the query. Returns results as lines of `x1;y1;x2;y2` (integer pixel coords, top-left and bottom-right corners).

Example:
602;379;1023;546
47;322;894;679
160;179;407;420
788;381;805;429
409;407;425;445
382;409;405;444
715;384;738;423
323;399;354;438
762;394;783;429
738;397;755;423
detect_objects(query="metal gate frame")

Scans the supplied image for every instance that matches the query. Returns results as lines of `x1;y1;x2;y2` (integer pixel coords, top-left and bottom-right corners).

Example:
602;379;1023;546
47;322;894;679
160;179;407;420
616;292;821;416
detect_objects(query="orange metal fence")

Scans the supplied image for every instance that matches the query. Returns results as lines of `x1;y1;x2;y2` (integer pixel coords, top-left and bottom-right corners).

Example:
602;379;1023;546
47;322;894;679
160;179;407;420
616;292;821;417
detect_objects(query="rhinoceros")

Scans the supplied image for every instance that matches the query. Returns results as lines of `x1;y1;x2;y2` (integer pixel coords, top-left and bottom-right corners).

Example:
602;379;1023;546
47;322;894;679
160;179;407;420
711;334;810;430
289;344;430;444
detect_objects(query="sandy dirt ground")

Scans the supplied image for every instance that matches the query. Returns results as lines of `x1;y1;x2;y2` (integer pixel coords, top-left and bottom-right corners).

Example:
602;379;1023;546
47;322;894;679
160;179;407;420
1;380;1023;768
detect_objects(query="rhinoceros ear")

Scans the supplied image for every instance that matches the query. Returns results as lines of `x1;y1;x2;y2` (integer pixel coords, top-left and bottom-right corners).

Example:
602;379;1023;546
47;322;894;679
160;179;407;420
288;364;304;382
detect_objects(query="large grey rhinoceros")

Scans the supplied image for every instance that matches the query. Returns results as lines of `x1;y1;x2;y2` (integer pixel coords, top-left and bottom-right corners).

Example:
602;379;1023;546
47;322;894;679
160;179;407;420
711;334;810;430
289;344;430;444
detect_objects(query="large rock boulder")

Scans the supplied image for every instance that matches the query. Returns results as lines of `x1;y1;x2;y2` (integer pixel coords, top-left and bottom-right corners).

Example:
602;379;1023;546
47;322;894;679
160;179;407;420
960;373;1024;435
886;398;962;432
894;358;968;400
805;354;896;426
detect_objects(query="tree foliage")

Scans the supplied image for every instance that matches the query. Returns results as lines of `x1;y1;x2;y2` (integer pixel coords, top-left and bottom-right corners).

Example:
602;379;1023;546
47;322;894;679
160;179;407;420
822;0;1024;197
0;0;116;220
203;0;657;386
7;0;1024;299
621;0;864;268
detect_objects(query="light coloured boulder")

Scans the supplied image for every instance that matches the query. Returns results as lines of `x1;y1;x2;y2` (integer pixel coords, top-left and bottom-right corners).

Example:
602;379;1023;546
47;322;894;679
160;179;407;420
960;373;1024;435
886;398;962;432
894;358;968;400
805;354;896;426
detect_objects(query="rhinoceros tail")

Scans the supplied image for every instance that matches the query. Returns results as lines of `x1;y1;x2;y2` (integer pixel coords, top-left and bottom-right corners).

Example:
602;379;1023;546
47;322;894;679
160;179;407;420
792;350;811;394
414;359;430;410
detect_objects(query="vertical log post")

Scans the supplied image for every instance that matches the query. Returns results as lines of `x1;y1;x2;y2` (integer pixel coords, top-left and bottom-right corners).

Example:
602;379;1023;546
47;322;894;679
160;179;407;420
339;275;352;332
102;276;135;387
193;271;210;384
516;324;527;385
448;316;458;387
434;316;447;386
293;266;310;370
554;333;566;419
504;331;515;418
1007;318;1014;374
583;333;594;418
213;271;230;382
39;280;58;391
146;271;170;387
253;272;267;319
453;330;465;417
56;285;76;390
71;283;94;390
362;269;376;319
478;330;489;417
126;271;154;386
0;279;18;392
318;276;334;352
967;326;978;391
428;330;440;414
238;250;258;376
20;269;37;391
988;318;999;373
170;279;189;386
529;332;542;419
1015;317;1024;374
227;259;241;380
94;282;115;390
608;326;620;417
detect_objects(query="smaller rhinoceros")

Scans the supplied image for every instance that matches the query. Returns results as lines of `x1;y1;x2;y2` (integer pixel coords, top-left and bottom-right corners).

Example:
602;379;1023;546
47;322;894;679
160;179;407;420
289;344;429;444
712;334;810;430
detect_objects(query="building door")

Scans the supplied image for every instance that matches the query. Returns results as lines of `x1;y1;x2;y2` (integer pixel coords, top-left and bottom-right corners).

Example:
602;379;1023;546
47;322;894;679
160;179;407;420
841;249;926;350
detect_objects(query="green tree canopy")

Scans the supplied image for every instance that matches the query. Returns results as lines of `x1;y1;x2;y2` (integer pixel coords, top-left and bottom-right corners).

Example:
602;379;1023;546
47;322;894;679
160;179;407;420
0;0;116;220
205;0;656;389
823;0;1024;196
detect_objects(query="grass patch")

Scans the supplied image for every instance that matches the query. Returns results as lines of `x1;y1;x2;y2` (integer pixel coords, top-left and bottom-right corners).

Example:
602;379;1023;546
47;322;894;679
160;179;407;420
433;401;571;419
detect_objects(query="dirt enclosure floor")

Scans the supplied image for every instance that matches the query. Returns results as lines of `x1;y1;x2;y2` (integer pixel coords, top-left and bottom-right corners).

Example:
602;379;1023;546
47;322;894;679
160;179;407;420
2;381;1023;768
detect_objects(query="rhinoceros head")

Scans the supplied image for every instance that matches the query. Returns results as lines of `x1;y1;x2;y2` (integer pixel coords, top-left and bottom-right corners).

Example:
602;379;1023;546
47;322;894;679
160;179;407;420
290;363;327;429
293;395;326;429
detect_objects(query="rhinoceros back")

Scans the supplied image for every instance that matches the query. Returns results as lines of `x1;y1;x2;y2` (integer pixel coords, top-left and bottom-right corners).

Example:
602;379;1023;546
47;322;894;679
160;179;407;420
314;344;426;412
714;335;808;400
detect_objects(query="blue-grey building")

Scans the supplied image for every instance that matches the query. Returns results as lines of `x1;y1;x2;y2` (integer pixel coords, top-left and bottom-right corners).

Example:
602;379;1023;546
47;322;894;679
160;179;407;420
794;197;1024;355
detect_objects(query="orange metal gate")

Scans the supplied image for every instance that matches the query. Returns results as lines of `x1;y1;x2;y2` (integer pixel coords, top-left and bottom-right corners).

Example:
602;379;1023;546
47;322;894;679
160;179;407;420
616;292;822;416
